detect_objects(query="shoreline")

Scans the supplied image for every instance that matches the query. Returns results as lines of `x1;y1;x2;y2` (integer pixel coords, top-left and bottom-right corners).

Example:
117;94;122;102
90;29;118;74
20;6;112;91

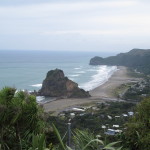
43;66;138;114
89;66;135;98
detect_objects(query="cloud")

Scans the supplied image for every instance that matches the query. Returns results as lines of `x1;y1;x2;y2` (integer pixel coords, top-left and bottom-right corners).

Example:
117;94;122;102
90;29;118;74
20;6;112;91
0;1;138;18
42;27;150;36
0;0;150;51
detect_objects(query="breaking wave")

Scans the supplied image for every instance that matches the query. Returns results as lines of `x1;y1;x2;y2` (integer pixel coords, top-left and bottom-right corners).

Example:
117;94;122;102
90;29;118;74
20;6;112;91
79;66;117;91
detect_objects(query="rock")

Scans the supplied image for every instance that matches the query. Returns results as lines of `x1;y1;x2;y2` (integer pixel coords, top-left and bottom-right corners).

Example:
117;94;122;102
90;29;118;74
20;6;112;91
38;69;90;98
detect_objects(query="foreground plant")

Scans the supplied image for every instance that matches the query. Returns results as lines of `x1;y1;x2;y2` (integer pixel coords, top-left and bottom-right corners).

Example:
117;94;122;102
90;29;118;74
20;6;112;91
52;124;122;150
0;87;45;150
123;97;150;150
29;134;49;150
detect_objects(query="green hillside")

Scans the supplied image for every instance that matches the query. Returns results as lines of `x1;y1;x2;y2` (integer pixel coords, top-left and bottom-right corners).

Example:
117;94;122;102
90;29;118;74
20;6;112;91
90;49;150;74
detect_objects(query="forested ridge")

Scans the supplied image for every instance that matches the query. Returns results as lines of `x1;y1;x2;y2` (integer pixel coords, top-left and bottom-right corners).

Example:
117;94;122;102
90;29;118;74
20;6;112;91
90;49;150;74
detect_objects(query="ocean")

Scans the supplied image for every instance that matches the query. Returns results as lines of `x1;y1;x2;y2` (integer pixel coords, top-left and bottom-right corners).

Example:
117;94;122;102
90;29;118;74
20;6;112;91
0;50;117;102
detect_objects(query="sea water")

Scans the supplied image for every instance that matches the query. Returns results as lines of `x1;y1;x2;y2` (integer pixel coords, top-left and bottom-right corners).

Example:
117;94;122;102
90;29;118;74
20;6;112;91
0;50;117;102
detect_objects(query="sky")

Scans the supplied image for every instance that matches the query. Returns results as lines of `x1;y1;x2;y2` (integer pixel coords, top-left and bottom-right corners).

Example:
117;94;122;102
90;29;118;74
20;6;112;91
0;0;150;52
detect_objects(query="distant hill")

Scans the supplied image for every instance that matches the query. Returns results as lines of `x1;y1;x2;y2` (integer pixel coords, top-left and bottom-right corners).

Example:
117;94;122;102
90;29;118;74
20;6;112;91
90;49;150;74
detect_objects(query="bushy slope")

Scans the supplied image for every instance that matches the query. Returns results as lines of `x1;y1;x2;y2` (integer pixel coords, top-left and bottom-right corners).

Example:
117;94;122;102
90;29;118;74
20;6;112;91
90;49;150;74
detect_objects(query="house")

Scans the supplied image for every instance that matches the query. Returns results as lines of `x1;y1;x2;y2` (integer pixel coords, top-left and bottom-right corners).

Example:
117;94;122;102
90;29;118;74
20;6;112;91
101;125;106;129
70;113;75;118
107;115;112;119
122;114;128;117
59;113;65;119
105;129;116;135
72;107;85;112
115;116;120;118
105;129;122;135
79;113;86;116
113;125;119;128
92;106;99;111
115;130;122;133
128;112;134;116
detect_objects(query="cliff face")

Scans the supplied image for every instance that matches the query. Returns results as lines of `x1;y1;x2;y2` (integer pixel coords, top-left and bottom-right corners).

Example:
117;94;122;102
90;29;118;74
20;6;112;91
90;49;150;74
38;69;90;98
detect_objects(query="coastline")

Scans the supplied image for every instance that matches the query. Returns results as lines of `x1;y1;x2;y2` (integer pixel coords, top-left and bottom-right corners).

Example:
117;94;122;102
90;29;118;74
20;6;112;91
43;66;137;114
89;66;135;98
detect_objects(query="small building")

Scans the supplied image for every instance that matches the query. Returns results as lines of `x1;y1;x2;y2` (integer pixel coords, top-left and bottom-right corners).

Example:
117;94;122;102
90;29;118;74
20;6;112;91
105;129;122;135
128;112;134;116
72;107;85;112
107;115;112;119
79;113;86;116
115;129;122;133
59;113;65;116
113;125;119;128
115;116;120;118
102;125;106;129
105;129;116;135
92;107;99;111
122;114;128;117
70;113;75;118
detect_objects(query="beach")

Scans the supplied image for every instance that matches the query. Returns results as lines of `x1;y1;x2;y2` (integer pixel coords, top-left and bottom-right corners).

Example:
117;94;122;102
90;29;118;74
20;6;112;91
89;66;134;98
43;66;136;114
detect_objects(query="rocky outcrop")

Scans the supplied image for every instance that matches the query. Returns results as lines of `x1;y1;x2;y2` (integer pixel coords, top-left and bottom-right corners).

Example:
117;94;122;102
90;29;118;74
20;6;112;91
38;69;90;98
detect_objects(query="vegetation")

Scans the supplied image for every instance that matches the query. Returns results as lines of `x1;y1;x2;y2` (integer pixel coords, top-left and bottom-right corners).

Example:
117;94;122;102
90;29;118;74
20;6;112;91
0;87;122;150
0;87;150;149
113;83;133;98
122;97;150;150
0;87;45;150
127;68;145;78
123;77;150;102
47;102;135;144
90;49;150;74
29;124;122;150
52;124;122;150
29;134;48;150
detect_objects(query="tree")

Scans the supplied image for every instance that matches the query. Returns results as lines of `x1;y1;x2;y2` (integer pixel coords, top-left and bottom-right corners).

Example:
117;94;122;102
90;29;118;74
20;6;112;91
123;97;150;150
0;87;45;150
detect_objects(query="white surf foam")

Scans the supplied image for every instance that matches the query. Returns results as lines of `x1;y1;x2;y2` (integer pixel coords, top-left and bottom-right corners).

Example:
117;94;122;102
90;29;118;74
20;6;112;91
74;67;81;70
79;66;117;91
87;69;95;72
30;84;42;88
68;74;80;77
75;71;86;74
36;96;45;103
36;96;57;104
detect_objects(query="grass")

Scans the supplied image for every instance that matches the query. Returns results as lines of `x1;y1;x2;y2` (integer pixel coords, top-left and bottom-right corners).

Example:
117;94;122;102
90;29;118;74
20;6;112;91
127;68;145;78
113;83;135;98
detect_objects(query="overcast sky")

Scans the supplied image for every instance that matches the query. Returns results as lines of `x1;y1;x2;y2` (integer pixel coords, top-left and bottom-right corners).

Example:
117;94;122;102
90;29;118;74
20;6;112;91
0;0;150;52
